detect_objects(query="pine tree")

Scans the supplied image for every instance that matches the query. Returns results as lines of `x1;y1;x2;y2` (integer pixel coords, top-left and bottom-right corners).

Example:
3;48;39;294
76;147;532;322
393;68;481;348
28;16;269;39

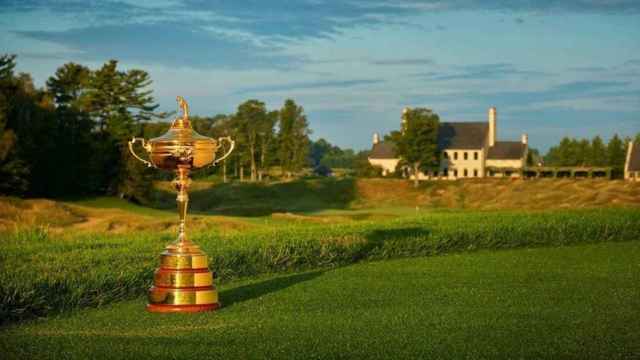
607;134;626;178
83;60;159;198
46;63;94;196
590;136;607;166
576;139;591;166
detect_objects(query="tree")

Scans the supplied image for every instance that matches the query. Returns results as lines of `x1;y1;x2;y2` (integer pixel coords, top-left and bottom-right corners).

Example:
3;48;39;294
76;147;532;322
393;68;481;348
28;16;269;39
310;138;333;167
45;63;95;196
607;134;626;177
258;110;278;181
0;55;26;194
277;99;311;178
576;139;591;166
354;150;383;178
526;148;541;166
389;107;440;187
0;55;50;195
608;134;628;179
83;60;160;197
590;136;607;166
234;100;268;182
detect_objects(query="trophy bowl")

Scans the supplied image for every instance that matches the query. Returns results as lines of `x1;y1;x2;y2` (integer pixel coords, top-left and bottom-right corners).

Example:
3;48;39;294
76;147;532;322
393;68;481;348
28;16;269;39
129;96;233;170
128;96;234;313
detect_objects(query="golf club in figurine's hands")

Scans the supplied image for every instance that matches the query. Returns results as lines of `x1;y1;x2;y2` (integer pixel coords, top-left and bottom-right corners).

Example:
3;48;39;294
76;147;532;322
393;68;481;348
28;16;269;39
128;96;234;312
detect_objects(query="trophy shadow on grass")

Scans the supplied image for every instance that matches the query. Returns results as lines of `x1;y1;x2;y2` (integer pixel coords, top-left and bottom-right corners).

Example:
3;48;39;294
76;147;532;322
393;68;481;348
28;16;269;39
358;227;432;258
218;228;431;307
220;270;325;307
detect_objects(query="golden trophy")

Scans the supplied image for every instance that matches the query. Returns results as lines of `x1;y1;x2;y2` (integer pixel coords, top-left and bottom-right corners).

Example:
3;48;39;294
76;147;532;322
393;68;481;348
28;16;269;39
128;96;234;313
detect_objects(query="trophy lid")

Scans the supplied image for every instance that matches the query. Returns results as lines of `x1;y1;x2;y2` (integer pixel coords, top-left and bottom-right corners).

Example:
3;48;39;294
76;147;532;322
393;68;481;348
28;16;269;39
149;96;216;146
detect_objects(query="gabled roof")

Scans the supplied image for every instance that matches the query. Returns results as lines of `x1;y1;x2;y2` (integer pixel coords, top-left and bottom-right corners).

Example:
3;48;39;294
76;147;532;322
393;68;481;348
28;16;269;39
369;142;397;159
628;142;640;171
437;122;488;150
370;121;489;159
487;141;527;160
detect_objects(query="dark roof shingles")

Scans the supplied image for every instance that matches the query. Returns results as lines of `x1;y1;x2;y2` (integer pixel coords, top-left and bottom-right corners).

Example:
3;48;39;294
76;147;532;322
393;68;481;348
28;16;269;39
487;141;527;160
369;142;397;159
437;122;488;150
629;142;640;171
370;121;490;159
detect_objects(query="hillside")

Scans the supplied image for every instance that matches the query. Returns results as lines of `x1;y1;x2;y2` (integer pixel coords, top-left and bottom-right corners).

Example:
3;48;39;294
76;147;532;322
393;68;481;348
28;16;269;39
1;178;638;233
155;178;640;214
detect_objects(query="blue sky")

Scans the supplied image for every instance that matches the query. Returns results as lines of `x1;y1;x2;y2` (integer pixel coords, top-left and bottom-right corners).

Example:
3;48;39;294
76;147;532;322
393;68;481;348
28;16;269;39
1;0;639;151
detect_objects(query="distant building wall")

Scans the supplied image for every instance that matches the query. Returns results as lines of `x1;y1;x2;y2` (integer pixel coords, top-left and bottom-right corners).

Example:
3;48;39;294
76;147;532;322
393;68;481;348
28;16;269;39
368;158;400;176
486;158;525;177
440;148;485;179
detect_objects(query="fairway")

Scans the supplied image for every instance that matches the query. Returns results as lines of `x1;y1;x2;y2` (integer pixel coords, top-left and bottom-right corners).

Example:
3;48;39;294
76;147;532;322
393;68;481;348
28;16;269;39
2;241;638;359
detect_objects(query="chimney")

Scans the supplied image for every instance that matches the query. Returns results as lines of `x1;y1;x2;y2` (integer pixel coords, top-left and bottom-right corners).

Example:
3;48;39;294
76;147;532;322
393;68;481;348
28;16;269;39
401;107;410;133
488;107;497;147
626;141;634;175
521;133;528;145
373;132;380;145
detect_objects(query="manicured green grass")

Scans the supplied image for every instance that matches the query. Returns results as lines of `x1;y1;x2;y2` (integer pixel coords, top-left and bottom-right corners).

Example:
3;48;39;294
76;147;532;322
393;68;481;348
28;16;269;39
2;208;640;324
2;241;638;359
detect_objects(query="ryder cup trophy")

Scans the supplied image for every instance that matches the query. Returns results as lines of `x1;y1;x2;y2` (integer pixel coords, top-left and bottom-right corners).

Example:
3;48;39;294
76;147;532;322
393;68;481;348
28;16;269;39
128;96;234;312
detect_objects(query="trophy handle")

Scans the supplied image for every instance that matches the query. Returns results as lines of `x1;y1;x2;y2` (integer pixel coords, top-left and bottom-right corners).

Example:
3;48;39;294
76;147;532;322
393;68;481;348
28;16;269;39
213;137;235;165
128;137;154;168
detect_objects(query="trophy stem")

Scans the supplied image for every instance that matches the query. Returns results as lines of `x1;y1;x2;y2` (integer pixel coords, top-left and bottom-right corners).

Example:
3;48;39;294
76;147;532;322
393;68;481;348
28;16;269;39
175;166;191;246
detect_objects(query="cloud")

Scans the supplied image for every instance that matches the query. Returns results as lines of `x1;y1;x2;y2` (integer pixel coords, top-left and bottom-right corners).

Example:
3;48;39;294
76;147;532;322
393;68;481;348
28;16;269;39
5;1;639;43
235;79;384;95
14;23;302;70
568;66;609;72
371;58;434;66
414;63;546;81
407;80;636;108
623;59;640;67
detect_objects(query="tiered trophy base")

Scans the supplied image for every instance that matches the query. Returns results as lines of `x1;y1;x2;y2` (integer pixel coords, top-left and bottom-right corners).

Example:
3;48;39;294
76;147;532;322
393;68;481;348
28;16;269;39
146;241;220;313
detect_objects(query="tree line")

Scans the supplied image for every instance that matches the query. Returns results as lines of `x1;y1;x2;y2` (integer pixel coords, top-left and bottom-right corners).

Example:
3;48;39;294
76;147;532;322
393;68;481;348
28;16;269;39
1;55;350;202
543;134;640;176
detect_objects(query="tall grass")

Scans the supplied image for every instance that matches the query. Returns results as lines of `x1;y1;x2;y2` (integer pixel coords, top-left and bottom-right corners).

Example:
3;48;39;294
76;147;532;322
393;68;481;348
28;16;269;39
1;208;640;324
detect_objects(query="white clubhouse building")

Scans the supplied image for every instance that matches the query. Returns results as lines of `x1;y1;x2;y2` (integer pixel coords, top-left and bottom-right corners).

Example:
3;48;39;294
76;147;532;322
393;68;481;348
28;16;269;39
369;107;529;179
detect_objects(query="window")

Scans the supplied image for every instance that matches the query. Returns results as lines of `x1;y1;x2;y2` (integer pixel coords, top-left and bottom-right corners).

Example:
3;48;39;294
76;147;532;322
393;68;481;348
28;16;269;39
464;152;468;160
453;169;458;178
454;152;458;160
474;152;479;160
444;168;449;177
443;151;448;159
473;169;478;177
463;169;468;177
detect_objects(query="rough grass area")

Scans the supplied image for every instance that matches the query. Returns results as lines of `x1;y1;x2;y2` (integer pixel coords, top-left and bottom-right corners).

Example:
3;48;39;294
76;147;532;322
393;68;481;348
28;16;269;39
1;208;639;324
152;178;640;215
1;178;638;232
2;241;638;359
